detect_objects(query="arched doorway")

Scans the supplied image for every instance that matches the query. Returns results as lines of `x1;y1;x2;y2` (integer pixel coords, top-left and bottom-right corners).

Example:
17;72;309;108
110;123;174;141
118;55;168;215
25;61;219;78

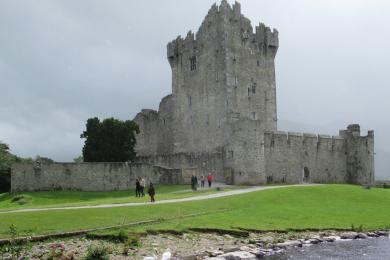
303;167;310;183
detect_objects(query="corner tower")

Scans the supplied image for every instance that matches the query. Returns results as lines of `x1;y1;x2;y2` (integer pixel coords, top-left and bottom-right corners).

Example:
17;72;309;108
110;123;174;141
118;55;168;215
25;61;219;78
167;0;279;153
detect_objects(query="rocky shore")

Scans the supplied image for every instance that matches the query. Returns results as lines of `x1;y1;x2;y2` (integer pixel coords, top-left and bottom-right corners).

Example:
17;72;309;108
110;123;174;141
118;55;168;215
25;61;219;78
1;229;389;259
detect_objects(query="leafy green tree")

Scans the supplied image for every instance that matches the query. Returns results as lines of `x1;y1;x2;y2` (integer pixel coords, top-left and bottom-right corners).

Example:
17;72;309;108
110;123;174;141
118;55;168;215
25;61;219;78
81;117;140;162
0;141;12;174
35;155;54;163
73;155;84;163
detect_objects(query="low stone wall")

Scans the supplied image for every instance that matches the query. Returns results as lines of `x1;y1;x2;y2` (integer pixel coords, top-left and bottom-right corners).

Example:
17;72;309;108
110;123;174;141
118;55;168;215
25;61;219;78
11;162;183;192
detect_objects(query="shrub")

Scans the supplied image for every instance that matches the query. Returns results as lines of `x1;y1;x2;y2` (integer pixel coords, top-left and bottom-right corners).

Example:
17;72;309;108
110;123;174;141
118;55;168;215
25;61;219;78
122;234;141;255
0;224;30;259
11;194;32;205
86;229;128;243
84;243;110;260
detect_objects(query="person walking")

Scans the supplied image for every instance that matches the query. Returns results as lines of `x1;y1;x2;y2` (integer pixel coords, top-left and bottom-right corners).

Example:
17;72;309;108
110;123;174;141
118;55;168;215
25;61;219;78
135;178;141;197
200;174;205;188
191;174;198;191
191;174;196;191
140;178;146;197
207;173;213;188
148;182;156;202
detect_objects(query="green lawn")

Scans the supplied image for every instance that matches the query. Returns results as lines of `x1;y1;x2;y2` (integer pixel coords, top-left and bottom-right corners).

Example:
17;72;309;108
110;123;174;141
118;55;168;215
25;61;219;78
1;185;390;239
0;185;232;211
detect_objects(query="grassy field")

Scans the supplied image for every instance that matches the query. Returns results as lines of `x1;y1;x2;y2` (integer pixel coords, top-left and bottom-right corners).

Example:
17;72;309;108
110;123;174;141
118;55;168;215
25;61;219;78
1;185;390;238
0;185;231;211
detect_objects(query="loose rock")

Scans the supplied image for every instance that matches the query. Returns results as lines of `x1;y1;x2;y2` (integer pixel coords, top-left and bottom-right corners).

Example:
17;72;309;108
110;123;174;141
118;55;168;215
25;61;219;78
340;232;358;239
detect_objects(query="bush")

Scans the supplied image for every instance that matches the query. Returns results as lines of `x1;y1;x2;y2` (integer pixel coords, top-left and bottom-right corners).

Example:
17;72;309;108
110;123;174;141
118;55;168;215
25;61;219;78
84;243;110;260
122;234;141;255
86;229;128;243
0;225;30;259
11;194;32;205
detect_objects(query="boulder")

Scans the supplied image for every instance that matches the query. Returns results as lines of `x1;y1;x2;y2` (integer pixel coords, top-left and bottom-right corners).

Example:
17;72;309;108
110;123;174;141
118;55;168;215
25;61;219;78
275;240;302;248
357;233;368;239
181;255;199;260
307;238;321;244
323;236;339;242
256;236;274;243
340;232;358;239
218;251;257;260
207;250;224;257
367;232;379;237
376;231;389;236
223;247;241;253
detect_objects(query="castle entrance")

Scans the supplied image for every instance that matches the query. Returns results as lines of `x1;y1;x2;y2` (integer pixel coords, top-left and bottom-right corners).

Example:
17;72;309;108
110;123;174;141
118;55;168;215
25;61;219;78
303;167;310;183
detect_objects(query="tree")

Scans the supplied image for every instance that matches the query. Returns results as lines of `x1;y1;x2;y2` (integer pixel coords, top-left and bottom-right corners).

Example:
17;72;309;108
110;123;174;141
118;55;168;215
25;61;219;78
73;155;84;163
0;141;12;174
81;117;140;162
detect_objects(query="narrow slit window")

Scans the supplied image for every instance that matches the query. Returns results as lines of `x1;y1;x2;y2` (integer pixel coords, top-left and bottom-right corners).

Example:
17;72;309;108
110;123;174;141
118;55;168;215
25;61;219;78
251;112;257;120
190;56;197;71
252;82;256;94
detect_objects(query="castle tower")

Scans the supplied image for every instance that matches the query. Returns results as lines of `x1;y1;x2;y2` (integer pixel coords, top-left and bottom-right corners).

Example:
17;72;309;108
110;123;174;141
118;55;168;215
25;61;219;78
167;0;279;153
340;124;375;184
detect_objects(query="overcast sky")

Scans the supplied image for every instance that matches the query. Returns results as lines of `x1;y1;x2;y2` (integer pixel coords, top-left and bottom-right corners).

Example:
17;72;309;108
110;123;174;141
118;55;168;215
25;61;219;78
0;0;389;179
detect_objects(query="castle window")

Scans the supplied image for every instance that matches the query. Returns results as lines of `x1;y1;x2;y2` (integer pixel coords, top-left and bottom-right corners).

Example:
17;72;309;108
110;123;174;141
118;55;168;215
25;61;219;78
230;150;234;158
190;56;197;71
251;112;257;120
188;96;192;106
257;60;260;67
234;76;238;86
251;83;256;94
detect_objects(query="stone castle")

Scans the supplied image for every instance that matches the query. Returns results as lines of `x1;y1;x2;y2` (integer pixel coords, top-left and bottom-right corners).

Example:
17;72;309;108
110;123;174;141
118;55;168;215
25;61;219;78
134;0;374;185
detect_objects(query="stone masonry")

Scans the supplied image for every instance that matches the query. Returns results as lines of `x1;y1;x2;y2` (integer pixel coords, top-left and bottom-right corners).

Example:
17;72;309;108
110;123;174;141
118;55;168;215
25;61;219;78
134;0;375;185
11;163;182;192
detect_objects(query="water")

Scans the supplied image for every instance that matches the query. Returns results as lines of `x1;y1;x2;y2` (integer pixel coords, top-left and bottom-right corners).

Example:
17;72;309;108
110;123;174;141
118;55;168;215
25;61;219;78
266;236;390;260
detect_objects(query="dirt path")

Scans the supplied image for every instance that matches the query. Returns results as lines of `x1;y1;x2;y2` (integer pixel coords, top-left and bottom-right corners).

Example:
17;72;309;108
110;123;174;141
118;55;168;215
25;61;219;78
0;184;319;214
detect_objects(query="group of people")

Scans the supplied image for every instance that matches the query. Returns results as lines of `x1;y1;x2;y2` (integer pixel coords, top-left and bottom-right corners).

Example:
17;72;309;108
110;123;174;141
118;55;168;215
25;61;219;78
135;178;155;202
191;173;213;191
136;172;214;202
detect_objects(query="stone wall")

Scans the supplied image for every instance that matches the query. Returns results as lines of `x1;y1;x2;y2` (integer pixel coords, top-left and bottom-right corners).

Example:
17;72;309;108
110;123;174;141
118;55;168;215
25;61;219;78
263;132;347;184
224;118;266;185
263;128;374;185
11;162;182;192
136;151;224;183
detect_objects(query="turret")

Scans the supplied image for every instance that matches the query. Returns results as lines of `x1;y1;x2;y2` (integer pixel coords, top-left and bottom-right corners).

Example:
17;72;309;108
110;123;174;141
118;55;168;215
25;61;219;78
340;124;375;185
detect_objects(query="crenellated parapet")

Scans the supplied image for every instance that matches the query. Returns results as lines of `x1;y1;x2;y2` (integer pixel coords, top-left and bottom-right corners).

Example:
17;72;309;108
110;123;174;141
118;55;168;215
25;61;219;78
167;0;279;68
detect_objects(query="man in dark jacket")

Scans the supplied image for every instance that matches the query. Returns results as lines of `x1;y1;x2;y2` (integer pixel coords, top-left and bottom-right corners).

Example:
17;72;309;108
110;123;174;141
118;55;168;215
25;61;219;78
191;174;198;191
148;182;156;202
135;178;141;197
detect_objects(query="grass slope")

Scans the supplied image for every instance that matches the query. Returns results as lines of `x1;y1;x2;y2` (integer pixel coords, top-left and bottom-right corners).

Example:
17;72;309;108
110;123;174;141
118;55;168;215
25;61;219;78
0;185;389;238
0;185;228;210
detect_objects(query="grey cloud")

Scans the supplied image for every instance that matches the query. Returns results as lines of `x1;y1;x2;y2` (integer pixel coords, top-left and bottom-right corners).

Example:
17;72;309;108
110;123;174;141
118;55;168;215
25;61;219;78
0;0;389;179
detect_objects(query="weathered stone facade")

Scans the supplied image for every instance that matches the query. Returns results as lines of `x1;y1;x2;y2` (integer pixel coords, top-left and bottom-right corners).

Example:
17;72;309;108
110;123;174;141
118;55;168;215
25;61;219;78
134;1;374;185
11;163;182;192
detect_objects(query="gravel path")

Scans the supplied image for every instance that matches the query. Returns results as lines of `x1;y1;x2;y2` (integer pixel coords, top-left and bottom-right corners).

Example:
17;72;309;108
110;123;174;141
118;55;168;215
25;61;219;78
0;184;319;214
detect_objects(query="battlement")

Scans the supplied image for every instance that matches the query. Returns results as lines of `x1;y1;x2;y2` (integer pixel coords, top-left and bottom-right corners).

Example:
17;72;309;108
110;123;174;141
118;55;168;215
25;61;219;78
339;124;374;139
167;0;278;68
